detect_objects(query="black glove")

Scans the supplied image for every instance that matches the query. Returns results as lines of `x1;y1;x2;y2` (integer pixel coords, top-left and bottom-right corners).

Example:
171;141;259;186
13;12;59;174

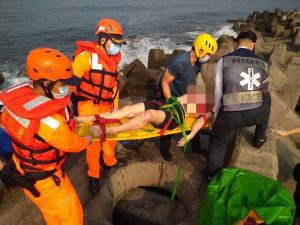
0;161;40;197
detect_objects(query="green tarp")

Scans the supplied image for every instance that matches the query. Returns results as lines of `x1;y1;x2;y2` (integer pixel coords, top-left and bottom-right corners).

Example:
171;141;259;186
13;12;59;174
198;168;295;225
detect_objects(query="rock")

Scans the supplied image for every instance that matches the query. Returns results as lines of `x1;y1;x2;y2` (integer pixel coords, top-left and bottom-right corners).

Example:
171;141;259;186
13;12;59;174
229;129;278;180
16;66;26;78
210;35;234;62
269;44;286;65
274;24;285;37
294;29;300;46
119;59;157;99
268;63;287;88
0;73;4;87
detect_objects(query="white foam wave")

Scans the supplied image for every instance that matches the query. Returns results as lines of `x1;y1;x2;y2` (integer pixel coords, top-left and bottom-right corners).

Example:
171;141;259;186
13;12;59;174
120;24;236;68
213;25;237;38
1;24;236;89
120;36;190;67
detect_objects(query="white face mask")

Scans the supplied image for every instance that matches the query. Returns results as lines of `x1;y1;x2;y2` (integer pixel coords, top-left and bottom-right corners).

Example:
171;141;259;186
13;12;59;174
199;54;211;63
51;85;69;99
107;43;121;56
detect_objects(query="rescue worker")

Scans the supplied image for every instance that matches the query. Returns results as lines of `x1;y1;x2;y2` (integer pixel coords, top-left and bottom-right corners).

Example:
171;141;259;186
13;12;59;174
0;48;91;225
206;30;271;180
157;33;218;161
72;18;126;194
0;103;13;159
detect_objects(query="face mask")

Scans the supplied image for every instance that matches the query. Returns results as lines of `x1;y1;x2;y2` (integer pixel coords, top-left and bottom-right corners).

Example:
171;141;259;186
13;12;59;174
198;54;210;63
51;85;69;99
107;43;121;56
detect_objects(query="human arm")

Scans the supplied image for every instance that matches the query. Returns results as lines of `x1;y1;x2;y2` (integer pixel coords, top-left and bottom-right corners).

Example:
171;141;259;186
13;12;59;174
161;68;175;99
38;113;91;153
270;127;300;139
177;112;213;147
212;58;224;121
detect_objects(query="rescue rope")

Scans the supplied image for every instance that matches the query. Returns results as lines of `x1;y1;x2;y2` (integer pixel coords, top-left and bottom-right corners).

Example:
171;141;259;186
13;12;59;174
160;96;188;200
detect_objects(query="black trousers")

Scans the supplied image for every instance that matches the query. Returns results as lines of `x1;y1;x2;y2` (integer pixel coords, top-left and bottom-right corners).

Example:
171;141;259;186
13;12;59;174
207;92;271;177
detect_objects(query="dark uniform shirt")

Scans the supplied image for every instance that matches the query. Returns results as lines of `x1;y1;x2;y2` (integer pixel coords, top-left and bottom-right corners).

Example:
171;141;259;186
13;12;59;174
158;51;202;97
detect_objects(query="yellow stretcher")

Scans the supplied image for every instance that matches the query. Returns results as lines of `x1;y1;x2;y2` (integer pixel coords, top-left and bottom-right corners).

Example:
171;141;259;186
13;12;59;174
75;117;212;141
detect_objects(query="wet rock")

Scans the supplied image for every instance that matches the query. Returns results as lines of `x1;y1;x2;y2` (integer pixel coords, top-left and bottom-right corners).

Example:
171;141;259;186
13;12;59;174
16;66;26;78
119;59;157;100
0;73;4;87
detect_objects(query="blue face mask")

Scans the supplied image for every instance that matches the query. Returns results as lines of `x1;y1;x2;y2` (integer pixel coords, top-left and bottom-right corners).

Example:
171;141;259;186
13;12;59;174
51;85;69;99
107;43;121;56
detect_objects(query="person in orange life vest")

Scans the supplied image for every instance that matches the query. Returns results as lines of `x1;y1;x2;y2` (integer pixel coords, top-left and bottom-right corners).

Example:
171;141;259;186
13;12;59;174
0;48;92;225
72;18;126;195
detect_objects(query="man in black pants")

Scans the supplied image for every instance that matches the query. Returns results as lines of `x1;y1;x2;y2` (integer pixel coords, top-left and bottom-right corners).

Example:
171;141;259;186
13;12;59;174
157;33;218;161
206;30;271;179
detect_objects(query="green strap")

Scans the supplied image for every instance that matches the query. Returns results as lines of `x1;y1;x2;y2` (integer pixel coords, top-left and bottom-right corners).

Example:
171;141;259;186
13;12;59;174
160;96;188;200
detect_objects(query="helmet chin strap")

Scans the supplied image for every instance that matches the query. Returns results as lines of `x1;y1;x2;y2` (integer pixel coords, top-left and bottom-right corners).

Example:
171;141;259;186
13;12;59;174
38;79;57;99
98;35;110;54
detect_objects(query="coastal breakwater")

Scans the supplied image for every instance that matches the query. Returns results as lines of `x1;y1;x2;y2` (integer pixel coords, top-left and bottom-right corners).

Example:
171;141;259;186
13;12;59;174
0;8;299;225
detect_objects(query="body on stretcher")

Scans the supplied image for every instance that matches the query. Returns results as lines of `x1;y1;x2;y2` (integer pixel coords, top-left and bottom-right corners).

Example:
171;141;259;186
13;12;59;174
75;117;213;141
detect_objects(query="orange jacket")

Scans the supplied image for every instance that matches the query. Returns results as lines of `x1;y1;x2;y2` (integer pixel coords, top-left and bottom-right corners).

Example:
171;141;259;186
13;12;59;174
73;41;121;104
0;83;89;175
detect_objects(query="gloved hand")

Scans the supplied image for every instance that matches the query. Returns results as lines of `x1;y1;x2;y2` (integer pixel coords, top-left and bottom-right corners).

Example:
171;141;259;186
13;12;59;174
0;161;40;197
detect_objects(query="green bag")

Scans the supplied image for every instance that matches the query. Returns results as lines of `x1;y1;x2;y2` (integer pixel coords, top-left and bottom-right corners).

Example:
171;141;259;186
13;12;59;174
198;168;295;225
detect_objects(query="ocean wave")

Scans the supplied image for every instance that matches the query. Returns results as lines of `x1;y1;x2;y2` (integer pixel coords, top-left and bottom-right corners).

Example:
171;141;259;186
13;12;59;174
1;24;236;89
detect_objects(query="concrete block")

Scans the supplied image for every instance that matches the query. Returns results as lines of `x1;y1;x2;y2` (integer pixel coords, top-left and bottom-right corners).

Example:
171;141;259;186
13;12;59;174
148;49;184;70
229;129;278;180
268;63;288;88
269;44;287;65
274;25;285;37
268;91;290;126
200;62;217;86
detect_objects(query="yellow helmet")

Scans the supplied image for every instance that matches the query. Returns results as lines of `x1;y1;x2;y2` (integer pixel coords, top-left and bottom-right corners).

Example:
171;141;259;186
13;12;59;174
193;33;218;58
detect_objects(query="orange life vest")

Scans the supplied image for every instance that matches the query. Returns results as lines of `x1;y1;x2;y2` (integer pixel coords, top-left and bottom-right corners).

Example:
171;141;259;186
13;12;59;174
74;41;121;104
0;83;74;177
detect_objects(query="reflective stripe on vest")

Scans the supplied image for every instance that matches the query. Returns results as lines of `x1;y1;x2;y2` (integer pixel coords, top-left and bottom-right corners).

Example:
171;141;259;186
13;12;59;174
223;90;263;106
91;53;103;70
23;96;51;111
6;108;30;128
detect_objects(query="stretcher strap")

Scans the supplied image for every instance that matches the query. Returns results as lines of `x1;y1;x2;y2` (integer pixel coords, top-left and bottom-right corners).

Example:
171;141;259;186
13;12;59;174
94;115;121;142
159;118;173;136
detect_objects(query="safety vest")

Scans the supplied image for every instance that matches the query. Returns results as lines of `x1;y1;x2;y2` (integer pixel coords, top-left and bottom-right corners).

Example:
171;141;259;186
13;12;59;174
74;41;121;104
0;83;73;176
222;48;269;111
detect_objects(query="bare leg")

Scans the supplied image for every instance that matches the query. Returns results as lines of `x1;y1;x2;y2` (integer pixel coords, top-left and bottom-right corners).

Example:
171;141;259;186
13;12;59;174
90;109;166;136
100;103;146;119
